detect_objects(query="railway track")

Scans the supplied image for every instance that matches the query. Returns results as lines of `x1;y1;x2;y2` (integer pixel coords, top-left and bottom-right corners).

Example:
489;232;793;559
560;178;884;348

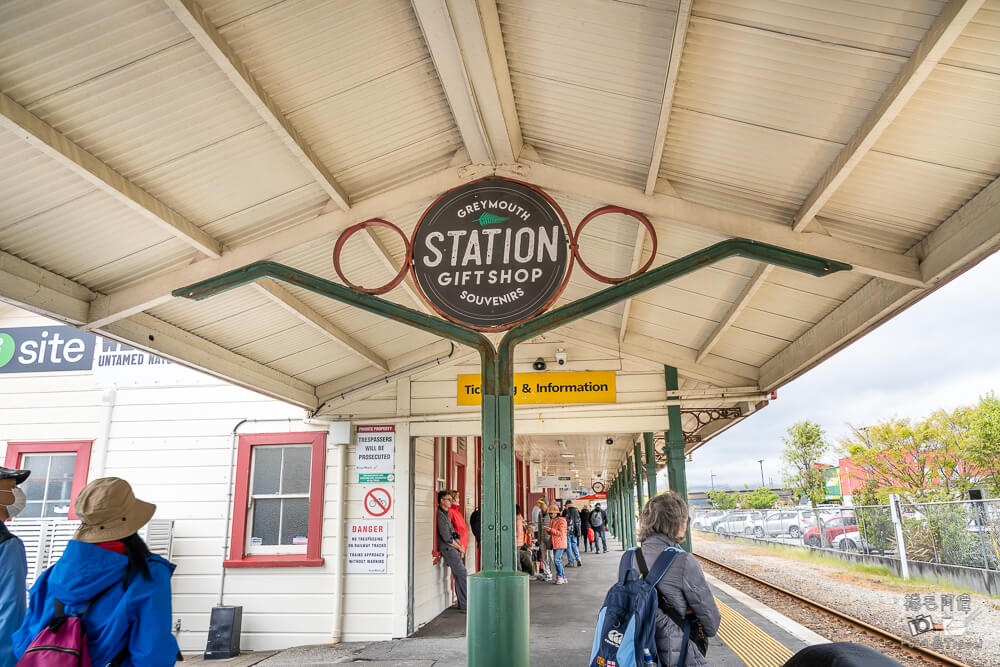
694;553;970;667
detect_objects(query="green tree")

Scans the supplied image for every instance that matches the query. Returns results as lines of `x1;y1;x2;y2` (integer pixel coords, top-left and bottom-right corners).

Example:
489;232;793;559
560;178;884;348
782;420;831;546
707;490;739;510
743;486;779;509
968;392;1000;495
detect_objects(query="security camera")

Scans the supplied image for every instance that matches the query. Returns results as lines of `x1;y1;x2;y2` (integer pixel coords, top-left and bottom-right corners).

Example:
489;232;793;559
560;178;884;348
605;437;614;445
555;348;567;366
532;357;546;371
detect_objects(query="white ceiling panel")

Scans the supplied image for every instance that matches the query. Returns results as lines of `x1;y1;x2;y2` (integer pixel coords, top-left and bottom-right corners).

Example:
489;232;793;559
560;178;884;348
942;0;1000;73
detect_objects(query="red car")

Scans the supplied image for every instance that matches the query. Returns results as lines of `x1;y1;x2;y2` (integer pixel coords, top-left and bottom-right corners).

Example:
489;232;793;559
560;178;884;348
802;515;858;547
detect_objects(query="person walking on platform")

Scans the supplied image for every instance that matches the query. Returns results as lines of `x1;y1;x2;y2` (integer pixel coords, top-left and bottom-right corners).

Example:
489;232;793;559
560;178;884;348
636;491;719;666
436;491;467;611
532;498;546;531
0;466;30;667
580;505;592;553
546;505;568;584
563;500;582;566
590;502;609;553
538;502;553;582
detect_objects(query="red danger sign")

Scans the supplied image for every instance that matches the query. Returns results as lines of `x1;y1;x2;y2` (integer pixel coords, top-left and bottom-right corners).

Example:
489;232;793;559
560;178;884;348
363;486;394;518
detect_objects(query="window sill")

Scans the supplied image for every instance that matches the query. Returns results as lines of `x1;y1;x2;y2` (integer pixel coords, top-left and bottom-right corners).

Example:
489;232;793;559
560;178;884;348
224;556;325;569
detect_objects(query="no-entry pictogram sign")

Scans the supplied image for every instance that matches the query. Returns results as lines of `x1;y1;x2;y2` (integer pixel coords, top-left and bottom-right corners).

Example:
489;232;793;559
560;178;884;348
363;486;394;519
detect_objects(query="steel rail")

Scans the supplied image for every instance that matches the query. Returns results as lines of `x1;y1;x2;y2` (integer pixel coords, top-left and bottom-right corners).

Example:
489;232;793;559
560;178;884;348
694;552;970;667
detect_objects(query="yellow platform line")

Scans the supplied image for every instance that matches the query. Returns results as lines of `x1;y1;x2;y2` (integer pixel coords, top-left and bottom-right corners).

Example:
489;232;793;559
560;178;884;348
715;598;795;667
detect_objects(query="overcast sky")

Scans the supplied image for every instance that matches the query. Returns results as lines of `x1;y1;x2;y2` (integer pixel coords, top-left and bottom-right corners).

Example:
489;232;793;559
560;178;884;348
687;250;1000;492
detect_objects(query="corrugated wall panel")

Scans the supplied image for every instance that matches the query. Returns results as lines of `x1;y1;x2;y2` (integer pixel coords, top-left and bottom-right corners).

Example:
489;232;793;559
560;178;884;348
692;0;944;57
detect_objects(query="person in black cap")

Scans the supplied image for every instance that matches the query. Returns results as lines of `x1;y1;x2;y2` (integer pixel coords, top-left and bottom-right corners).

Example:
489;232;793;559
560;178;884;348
0;465;30;667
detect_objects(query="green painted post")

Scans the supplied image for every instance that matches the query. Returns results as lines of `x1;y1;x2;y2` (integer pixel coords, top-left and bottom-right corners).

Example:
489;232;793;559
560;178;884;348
610;477;617;542
625;456;634;548
634;441;645;513
664;366;691;551
644;432;657;498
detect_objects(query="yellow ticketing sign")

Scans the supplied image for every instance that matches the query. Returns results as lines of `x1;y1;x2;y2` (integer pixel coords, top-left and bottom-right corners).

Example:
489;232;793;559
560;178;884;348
457;371;616;406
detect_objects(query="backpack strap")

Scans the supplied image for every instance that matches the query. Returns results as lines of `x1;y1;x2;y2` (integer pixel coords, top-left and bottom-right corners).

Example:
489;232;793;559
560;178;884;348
635;547;693;661
617;548;638;583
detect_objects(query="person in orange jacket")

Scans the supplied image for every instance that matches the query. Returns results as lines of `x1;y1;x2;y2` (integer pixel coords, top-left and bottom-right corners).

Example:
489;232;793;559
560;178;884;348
447;489;469;553
545;505;568;584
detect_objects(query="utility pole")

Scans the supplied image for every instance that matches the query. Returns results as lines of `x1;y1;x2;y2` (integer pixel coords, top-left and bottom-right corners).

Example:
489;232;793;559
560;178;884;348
757;459;765;488
710;471;717;491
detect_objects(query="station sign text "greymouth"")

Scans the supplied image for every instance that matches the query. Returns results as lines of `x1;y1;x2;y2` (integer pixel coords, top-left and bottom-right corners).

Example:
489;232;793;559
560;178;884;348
411;179;571;330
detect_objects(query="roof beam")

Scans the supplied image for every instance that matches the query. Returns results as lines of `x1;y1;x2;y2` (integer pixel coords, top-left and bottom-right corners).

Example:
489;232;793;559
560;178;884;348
163;0;350;211
0;250;94;325
0;93;222;258
696;264;773;363
762;174;1000;391
644;0;692;195
412;0;522;165
502;160;925;287
0;251;316;407
255;278;389;372
359;228;433;316
556;320;759;388
916;175;1000;285
792;0;985;231
618;224;649;343
85;163;488;329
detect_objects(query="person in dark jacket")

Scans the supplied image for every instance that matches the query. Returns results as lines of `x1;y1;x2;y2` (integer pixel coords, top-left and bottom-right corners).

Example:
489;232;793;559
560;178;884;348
635;492;719;667
14;477;179;667
562;500;582;567
589;503;609;553
436;490;467;611
1;466;30;667
469;507;482;543
580;506;592;553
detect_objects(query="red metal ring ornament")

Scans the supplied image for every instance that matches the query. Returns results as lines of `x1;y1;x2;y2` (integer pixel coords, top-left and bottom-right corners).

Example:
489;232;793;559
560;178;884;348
332;219;412;295
573;206;657;284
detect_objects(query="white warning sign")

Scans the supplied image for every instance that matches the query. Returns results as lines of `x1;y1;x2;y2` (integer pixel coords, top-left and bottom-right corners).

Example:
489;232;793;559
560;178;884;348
347;521;388;574
356;424;395;482
363;486;394;518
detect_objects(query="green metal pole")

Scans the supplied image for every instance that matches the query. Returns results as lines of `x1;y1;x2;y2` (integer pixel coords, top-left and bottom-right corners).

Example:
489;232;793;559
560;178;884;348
664;366;691;552
634;440;645;513
644;432;657;498
612;477;621;543
609;477;617;542
626;457;635;548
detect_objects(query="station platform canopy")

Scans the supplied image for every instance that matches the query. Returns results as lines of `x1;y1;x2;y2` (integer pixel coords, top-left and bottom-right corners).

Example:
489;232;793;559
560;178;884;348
1;0;998;474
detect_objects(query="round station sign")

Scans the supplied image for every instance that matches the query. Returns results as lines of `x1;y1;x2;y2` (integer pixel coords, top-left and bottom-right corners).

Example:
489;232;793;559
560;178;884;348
411;178;572;330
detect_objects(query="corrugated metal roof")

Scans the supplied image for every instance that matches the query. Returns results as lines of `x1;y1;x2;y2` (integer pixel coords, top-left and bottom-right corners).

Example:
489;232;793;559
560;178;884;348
692;0;945;57
942;0;1000;73
500;0;679;188
819;152;994;253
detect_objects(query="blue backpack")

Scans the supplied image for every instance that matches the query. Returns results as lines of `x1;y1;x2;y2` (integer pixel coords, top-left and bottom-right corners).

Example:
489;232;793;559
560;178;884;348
589;547;690;667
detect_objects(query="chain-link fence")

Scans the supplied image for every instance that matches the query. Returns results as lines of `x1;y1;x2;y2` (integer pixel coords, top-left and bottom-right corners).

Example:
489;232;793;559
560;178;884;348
692;499;1000;571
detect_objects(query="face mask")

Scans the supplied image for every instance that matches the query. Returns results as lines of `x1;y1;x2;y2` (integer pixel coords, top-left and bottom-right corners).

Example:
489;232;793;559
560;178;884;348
5;486;26;519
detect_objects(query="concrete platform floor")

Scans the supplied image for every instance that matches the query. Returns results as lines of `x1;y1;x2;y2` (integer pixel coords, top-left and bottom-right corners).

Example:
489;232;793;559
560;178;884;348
235;536;822;666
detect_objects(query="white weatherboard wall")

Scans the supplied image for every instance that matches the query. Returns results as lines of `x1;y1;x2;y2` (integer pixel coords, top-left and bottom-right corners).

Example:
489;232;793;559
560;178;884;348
0;305;432;651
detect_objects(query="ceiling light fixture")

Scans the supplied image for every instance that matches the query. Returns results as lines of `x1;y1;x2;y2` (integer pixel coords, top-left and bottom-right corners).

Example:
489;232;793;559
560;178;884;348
560;453;574;458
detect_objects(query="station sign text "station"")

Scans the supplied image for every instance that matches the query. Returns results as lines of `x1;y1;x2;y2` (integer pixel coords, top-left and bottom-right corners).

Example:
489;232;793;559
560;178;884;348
412;179;570;330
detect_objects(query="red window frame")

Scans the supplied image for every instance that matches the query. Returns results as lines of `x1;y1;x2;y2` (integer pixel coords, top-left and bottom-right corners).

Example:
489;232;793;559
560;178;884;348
225;431;326;569
4;441;92;520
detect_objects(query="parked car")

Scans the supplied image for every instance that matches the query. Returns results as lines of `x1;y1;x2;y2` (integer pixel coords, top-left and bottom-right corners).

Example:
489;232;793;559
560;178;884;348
715;511;765;536
762;510;815;538
802;515;858;547
691;509;726;531
832;530;874;554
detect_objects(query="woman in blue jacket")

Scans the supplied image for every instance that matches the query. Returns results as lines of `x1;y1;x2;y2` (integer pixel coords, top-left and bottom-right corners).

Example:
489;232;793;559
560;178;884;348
13;477;179;667
1;466;31;667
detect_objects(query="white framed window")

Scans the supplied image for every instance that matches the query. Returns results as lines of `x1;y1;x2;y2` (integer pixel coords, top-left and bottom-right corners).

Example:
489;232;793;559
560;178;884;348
247;444;312;555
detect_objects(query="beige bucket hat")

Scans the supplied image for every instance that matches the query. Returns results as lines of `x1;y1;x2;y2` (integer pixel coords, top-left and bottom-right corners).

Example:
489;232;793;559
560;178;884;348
73;477;156;543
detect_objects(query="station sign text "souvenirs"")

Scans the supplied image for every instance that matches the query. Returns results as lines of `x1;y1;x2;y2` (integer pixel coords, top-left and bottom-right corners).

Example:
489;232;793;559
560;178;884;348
411;179;571;330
